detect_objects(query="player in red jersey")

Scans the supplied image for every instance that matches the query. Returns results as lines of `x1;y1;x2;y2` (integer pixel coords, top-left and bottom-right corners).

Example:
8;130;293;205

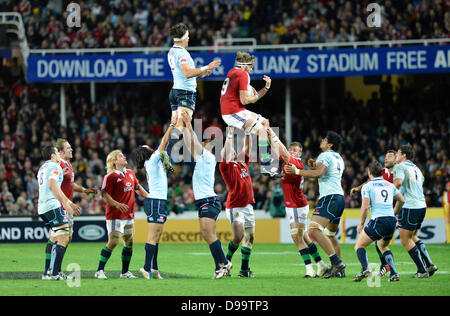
350;149;397;277
41;139;96;279
94;149;148;279
267;129;330;278
220;52;275;175
55;139;98;237
219;127;256;278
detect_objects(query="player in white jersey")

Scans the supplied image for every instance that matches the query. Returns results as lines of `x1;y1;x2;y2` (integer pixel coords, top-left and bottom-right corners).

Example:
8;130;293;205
135;116;176;280
352;161;405;283
179;111;231;279
167;23;221;129
285;131;346;278
393;144;437;278
37;145;81;280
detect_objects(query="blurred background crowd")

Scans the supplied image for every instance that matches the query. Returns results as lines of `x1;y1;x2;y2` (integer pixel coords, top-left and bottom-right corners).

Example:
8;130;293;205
0;0;449;217
0;0;447;50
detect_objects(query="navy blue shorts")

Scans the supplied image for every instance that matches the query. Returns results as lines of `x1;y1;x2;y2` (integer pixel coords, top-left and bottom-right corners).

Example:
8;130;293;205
397;208;426;231
144;198;168;224
313;194;345;224
364;216;397;241
40;207;69;229
169;89;196;112
195;196;222;220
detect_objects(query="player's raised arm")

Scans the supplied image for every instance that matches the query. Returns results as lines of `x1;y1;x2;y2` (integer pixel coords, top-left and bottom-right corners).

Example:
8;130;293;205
180;111;203;159
180;59;221;79
267;127;290;163
239;75;271;105
221;126;235;162
158;115;178;152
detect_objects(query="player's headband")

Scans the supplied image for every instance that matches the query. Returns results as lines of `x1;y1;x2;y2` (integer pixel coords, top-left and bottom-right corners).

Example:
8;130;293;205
236;61;254;67
173;30;189;42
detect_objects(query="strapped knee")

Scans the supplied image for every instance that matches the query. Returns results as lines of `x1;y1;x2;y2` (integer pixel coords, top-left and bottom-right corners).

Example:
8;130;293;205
52;226;70;237
309;221;325;232
245;115;264;135
244;227;255;247
324;228;336;237
290;228;305;237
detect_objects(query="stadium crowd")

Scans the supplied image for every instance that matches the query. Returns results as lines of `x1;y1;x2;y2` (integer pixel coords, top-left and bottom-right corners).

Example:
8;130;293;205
0;55;448;217
0;0;448;49
0;0;449;217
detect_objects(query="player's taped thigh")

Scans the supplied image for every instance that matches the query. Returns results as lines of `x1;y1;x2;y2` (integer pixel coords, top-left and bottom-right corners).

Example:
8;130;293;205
52;226;70;237
244;114;264;135
324;228;336;237
290;227;305;237
309;221;325;232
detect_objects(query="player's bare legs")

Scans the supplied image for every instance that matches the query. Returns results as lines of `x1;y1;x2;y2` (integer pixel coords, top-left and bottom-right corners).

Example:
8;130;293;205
309;215;345;278
291;222;316;277
399;227;429;277
326;223;341;258
308;215;335;256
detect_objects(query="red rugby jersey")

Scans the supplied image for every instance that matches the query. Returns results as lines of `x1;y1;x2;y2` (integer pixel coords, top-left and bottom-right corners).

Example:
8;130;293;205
219;155;255;209
382;168;394;183
281;156;309;208
101;169;139;220
59;159;74;202
220;68;250;115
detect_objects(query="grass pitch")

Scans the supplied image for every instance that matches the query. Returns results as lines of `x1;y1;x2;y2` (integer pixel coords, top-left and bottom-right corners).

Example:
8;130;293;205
0;242;449;296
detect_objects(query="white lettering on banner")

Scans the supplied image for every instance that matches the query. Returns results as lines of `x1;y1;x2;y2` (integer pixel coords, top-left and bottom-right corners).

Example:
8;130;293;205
434;50;450;68
133;58;164;77
306;52;378;73
0;228;21;240
253;55;300;74
37;59;128;79
386;50;427;70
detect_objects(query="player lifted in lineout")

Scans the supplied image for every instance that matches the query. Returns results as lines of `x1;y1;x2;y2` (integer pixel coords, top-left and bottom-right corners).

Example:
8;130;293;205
220;52;275;175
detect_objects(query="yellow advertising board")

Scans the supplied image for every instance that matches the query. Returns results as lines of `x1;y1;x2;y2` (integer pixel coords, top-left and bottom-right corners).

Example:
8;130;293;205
134;218;281;244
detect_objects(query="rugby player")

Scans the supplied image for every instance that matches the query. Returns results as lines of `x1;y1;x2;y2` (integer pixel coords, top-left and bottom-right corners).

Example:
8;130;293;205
136;117;176;280
284;131;346;278
393;144;437;278
352;161;405;283
179;111;231;279
219;52;275;175
219;127;256;278
267;128;329;278
42;139;98;278
94;150;148;279
37;145;81;280
350;149;396;277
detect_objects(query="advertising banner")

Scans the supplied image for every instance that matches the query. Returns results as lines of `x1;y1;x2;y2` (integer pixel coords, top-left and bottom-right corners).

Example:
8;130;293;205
27;45;450;82
0;218;107;243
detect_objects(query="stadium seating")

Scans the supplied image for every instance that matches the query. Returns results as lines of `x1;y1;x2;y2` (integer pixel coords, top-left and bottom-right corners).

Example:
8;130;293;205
0;0;448;216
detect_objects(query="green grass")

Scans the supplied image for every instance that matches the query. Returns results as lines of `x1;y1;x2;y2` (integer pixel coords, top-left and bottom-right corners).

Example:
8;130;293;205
0;242;449;296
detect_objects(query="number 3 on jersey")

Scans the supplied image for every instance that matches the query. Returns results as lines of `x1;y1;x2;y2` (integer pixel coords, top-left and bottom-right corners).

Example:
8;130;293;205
221;78;230;95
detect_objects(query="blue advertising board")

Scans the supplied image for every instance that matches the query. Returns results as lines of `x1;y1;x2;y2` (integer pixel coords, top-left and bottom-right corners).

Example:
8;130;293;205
0;218;108;243
27;45;450;82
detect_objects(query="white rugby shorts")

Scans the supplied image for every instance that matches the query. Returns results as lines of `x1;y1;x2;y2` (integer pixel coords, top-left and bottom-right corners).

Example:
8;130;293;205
222;110;251;130
286;205;309;224
106;219;134;235
226;204;255;228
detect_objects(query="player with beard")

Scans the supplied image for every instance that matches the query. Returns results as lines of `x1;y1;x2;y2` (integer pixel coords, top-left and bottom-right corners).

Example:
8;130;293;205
350;149;397;277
